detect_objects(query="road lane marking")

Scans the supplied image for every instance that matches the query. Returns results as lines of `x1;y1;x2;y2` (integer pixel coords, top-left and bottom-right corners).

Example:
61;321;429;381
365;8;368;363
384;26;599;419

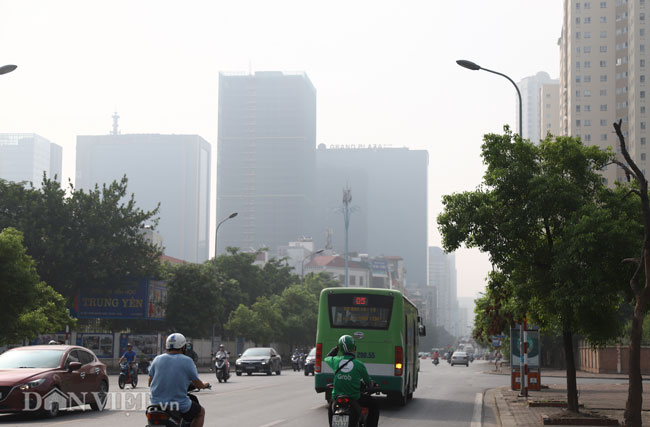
471;392;483;427
257;420;286;427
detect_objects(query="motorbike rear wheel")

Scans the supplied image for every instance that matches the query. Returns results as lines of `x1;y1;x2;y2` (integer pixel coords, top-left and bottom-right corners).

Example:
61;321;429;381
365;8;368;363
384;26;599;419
118;375;126;390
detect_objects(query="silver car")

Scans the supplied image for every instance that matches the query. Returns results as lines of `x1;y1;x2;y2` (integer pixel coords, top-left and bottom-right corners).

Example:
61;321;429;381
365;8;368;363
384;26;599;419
450;351;469;367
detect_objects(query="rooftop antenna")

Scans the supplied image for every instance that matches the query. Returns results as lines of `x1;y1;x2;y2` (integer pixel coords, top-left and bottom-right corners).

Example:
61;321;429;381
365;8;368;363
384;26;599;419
111;111;120;135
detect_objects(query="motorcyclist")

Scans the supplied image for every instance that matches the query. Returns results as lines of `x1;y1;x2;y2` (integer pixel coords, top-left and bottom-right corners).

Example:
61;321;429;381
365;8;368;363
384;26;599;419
324;335;379;427
186;342;199;365
119;343;138;378
432;350;440;364
148;333;210;427
215;344;229;376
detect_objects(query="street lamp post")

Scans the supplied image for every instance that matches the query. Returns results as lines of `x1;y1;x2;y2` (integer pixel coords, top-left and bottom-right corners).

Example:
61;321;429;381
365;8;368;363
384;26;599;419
0;65;17;76
456;59;526;397
301;249;324;283
456;60;523;136
214;212;238;263
212;211;237;356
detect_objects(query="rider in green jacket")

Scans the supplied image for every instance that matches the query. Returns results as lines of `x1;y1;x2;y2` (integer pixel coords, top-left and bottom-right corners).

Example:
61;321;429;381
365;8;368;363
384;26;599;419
324;335;379;427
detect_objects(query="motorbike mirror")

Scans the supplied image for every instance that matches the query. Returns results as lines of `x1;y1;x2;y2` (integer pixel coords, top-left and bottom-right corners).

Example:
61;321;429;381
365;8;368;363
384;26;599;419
418;324;426;337
68;361;82;372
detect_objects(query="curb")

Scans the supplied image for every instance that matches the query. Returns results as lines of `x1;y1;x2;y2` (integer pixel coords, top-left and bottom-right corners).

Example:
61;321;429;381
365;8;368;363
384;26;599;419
494;389;517;427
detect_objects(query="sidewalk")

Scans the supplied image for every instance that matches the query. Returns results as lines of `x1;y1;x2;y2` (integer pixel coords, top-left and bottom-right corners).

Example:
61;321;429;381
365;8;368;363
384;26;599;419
490;382;650;426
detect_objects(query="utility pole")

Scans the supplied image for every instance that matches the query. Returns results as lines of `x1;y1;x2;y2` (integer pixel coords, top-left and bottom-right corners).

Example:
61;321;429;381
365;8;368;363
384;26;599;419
342;187;352;287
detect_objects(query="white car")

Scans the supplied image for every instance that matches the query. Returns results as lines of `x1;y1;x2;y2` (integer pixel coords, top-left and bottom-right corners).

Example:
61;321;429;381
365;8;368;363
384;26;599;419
450;351;469;367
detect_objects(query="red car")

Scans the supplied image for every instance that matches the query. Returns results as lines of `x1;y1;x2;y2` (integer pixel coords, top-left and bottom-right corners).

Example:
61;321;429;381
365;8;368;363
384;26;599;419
0;345;109;417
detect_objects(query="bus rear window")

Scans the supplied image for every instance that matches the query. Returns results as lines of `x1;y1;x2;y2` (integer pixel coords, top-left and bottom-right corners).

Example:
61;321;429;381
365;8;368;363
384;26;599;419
328;293;393;330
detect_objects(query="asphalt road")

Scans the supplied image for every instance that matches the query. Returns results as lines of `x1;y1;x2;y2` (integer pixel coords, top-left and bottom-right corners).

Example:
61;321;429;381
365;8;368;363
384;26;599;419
1;359;612;427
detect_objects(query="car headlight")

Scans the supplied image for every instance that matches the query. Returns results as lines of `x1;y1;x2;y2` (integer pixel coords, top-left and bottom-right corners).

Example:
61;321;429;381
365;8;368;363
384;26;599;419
20;378;46;390
261;361;267;365
236;361;242;365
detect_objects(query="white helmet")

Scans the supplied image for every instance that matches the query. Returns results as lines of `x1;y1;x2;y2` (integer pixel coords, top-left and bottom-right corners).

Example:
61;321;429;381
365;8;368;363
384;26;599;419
166;333;187;350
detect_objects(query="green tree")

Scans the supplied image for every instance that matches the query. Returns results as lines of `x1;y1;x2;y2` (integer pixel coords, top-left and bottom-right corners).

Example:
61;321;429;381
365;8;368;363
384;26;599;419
277;284;319;348
165;262;234;338
610;120;650;427
438;129;637;412
213;248;263;306
0;227;75;344
0;176;162;301
225;304;265;346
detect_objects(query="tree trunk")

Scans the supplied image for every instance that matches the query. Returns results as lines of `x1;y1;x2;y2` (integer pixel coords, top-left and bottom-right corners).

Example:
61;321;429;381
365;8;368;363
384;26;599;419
563;330;579;413
624;303;645;427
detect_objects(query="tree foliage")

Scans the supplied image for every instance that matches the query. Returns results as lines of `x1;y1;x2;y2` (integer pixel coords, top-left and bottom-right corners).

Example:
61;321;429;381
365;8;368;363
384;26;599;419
0;176;162;301
437;128;638;412
0;227;75;344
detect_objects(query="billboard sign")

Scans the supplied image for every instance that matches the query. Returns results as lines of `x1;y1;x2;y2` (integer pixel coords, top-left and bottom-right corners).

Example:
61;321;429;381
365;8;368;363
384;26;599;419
371;260;388;278
510;328;540;368
73;279;167;319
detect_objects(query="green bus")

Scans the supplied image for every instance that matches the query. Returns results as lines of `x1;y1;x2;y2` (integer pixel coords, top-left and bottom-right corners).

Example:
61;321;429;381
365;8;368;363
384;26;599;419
314;287;426;406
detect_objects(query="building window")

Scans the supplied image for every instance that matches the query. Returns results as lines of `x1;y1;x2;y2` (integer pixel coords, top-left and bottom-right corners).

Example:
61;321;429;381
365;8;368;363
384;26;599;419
576;75;581;83
577;32;581;39
642;59;646;67
600;60;607;67
585;61;592;68
584;1;591;8
585;75;592;82
585;104;592;111
642;13;646;21
601;119;608;126
576;105;581;112
577;1;581;8
600;74;607;82
600;45;608;52
642;122;647;129
600;104;608;111
643;153;647;161
601;31;607;38
601;133;608;141
585;31;592;38
546;103;551;108
601;16;607;22
642;91;646;98
642;28;646;36
642;75;646;82
642;137;647;145
577;90;581;97
600;89;607;95
600;0;606;6
642;106;647;113
585;119;592;126
585;134;592;141
642;45;646;52
584;46;592;53
577;61;581;68
577;119;582;127
585;17;592;24
577;17;581;24
585;89;592;96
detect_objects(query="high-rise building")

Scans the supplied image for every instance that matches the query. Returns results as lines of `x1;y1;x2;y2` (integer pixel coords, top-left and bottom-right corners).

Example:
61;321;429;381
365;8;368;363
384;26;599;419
517;72;559;143
76;134;211;263
540;83;562;140
560;0;650;185
316;146;429;287
428;246;458;336
217;71;317;255
0;133;62;187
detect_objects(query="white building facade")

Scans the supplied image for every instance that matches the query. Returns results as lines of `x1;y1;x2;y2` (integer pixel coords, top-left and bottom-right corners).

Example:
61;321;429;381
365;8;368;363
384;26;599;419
0;133;62;187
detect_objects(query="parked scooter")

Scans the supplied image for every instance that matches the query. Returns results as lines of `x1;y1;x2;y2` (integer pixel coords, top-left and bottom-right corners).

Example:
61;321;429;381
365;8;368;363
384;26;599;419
329;382;379;427
215;353;230;383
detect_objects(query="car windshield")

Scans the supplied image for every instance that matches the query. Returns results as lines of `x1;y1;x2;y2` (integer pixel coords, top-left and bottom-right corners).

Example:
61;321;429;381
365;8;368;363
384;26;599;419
308;348;316;357
242;348;270;357
454;352;467;357
0;349;64;369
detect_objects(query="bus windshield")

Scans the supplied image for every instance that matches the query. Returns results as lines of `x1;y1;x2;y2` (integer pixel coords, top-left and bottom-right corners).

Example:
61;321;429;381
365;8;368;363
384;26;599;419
328;293;393;330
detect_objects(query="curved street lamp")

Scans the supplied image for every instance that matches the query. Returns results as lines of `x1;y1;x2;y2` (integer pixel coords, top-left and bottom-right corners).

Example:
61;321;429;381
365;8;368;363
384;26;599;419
456;59;522;136
0;65;17;76
301;249;325;283
214;212;238;262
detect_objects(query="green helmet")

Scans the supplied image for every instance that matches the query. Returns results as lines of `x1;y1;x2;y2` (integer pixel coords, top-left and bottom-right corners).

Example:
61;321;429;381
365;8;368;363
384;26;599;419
338;335;356;353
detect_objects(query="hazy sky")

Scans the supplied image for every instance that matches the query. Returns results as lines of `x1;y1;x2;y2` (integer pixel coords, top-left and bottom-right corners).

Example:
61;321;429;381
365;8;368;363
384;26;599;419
0;0;562;298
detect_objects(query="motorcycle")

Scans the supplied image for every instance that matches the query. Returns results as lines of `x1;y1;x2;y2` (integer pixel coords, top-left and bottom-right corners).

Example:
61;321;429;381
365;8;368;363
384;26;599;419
291;354;301;371
118;362;138;389
145;385;210;427
432;357;439;366
329;382;379;427
215;354;230;383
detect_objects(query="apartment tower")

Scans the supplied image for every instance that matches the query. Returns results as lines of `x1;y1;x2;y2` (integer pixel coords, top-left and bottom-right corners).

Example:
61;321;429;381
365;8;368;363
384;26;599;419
0;133;62;187
517;72;559;143
561;0;650;184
